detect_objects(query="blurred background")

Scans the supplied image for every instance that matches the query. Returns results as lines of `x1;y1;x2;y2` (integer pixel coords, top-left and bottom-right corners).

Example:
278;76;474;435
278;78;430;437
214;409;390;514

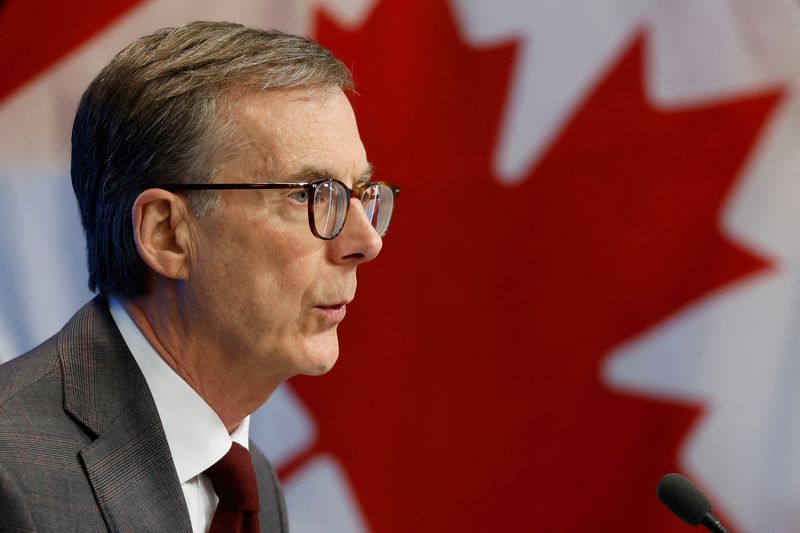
3;0;800;531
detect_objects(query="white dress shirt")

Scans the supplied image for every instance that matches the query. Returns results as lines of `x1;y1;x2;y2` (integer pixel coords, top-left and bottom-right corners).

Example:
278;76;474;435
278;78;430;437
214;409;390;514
108;297;250;533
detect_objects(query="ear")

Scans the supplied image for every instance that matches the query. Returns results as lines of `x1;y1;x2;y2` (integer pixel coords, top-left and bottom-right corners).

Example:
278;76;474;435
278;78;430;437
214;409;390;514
131;188;193;281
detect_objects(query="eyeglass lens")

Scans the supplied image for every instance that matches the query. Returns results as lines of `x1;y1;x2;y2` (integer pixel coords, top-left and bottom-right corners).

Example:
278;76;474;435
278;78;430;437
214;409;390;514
311;181;395;239
361;183;394;236
312;181;347;238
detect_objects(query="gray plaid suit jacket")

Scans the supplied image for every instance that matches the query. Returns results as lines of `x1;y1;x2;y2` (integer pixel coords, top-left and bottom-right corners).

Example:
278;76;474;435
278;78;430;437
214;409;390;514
0;297;289;532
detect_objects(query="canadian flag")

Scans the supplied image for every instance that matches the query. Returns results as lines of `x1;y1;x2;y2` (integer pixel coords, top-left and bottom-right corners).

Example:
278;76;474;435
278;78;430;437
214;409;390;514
2;1;799;531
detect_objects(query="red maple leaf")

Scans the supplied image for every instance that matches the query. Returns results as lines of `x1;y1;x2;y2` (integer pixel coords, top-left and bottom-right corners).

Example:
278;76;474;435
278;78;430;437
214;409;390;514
288;1;782;531
0;0;143;102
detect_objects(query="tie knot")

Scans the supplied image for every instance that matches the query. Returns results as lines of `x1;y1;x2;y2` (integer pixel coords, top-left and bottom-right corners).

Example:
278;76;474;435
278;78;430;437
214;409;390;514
205;443;260;512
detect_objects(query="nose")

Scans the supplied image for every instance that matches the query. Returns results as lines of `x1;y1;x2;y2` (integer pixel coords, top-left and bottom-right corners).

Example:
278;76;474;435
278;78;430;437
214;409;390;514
328;198;383;265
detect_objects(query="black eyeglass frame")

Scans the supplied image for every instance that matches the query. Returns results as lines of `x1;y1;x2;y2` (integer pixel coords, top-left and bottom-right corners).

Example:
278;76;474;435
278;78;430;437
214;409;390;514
158;179;400;240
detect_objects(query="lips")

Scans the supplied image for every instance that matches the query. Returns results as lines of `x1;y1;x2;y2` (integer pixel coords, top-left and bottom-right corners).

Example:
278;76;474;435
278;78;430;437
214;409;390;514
318;303;345;310
313;300;350;322
315;298;352;309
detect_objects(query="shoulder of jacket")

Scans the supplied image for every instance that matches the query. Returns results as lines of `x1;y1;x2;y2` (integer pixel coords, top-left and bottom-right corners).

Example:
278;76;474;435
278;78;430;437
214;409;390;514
0;333;61;409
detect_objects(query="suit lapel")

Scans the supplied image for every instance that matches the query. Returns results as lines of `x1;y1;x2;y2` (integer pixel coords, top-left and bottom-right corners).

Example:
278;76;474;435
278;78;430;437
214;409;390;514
80;385;191;531
59;297;191;532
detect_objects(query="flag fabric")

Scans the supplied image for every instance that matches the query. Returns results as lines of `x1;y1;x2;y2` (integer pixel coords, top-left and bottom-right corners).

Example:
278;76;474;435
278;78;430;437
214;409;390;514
2;1;799;531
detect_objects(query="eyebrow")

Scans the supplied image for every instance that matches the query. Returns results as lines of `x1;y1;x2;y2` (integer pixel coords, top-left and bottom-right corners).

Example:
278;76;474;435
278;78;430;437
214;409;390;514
282;163;374;187
355;164;374;187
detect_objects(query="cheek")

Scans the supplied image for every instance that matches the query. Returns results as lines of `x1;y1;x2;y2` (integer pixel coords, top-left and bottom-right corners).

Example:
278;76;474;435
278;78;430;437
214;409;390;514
192;210;327;326
223;238;326;327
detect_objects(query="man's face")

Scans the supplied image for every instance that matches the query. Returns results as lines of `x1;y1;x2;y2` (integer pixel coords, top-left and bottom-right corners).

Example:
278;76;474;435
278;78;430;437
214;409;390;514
184;88;382;381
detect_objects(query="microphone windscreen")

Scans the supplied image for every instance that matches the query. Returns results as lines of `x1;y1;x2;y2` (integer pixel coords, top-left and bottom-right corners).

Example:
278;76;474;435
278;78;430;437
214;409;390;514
656;473;712;525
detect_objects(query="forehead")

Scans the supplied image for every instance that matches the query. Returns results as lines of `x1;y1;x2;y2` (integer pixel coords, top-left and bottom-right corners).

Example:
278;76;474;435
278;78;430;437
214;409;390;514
225;87;368;184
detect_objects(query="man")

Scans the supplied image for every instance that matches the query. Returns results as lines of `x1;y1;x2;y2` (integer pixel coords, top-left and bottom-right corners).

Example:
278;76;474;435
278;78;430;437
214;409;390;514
0;21;398;532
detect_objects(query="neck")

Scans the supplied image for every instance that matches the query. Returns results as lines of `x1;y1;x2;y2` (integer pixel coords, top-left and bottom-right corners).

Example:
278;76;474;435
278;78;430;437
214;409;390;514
120;285;281;432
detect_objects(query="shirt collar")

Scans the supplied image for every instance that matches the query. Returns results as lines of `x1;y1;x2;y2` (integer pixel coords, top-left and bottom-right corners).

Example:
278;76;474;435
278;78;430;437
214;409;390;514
108;296;249;483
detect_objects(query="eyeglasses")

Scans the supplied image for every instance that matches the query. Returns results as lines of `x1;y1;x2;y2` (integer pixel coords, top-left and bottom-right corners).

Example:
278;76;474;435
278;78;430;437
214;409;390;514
160;179;400;240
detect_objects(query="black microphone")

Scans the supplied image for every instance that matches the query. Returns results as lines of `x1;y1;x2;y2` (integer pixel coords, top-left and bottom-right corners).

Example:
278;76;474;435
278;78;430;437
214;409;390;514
657;473;731;533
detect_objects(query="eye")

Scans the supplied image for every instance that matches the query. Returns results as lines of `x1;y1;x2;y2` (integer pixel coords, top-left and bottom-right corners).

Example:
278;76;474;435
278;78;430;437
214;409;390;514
288;189;309;203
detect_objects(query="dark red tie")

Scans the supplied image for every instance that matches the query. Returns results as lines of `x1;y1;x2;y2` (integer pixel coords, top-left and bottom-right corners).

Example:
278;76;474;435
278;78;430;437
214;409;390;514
205;443;260;533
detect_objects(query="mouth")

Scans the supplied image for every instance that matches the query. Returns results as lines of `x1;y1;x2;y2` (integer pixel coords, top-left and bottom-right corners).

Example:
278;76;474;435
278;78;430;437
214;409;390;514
313;301;350;322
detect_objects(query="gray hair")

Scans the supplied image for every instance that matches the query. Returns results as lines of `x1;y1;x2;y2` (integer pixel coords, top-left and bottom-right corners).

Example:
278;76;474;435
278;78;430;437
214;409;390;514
71;21;353;299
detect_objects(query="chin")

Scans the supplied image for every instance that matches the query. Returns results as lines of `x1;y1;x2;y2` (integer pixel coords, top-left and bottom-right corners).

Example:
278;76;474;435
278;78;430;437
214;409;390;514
297;333;341;376
301;350;339;376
